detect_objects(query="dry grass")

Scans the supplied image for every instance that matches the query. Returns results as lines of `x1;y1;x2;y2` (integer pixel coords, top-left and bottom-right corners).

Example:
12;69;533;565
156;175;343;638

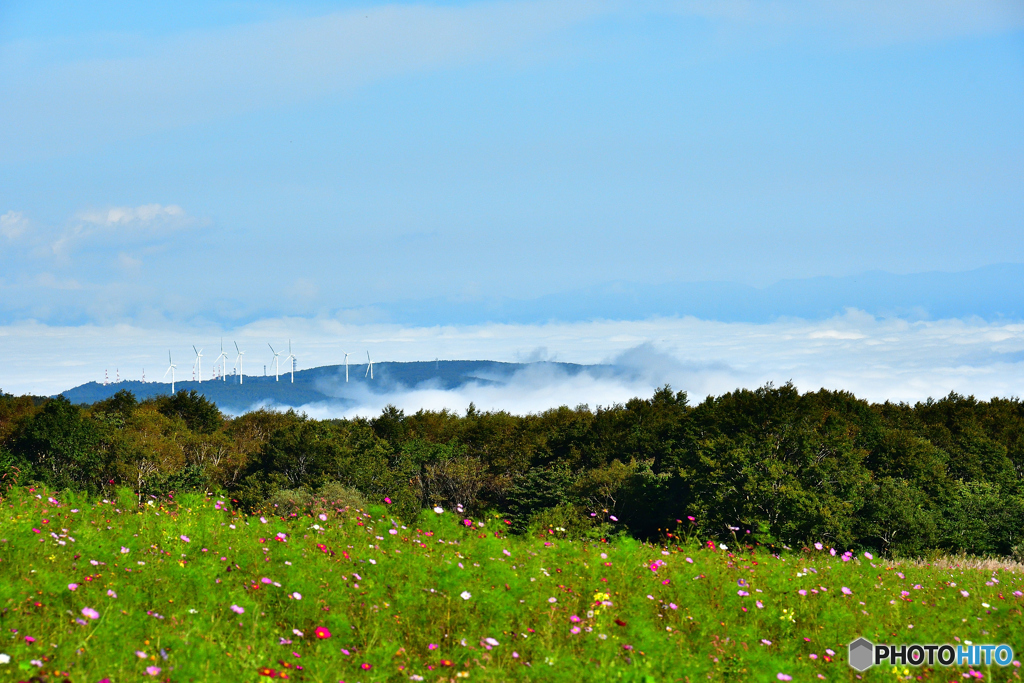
894;555;1024;573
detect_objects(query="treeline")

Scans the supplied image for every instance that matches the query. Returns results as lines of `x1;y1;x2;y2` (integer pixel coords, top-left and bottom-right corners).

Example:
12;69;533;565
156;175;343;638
2;384;1024;557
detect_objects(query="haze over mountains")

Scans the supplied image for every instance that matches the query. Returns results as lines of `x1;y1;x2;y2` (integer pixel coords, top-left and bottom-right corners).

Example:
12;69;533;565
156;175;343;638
374;264;1024;327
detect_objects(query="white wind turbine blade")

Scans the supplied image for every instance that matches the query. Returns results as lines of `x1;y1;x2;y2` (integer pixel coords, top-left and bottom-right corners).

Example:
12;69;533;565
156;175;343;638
269;343;280;381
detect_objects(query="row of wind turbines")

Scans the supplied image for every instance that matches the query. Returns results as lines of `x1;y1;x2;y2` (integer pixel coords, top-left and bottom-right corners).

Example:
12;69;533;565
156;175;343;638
162;340;375;394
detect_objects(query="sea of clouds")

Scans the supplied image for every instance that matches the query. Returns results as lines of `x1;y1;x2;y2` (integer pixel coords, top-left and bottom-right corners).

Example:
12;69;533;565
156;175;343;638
4;310;1024;417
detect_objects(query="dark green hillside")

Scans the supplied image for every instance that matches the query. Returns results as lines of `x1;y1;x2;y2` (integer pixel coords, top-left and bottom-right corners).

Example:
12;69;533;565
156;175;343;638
59;360;603;413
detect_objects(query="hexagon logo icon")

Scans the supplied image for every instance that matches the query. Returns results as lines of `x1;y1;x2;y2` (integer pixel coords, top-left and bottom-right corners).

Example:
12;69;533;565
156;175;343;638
848;637;875;671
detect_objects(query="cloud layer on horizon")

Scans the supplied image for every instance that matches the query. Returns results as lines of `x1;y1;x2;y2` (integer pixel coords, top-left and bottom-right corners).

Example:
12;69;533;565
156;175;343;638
4;311;1024;412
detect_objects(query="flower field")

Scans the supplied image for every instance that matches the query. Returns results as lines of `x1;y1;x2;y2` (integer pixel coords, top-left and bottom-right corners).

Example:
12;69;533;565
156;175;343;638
1;489;1022;682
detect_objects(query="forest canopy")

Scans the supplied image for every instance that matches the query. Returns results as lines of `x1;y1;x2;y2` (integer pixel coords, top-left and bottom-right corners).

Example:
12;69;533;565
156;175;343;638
2;384;1023;557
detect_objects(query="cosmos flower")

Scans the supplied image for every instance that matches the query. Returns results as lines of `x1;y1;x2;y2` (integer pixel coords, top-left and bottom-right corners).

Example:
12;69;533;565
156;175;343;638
433;507;444;514
145;666;161;676
68;583;78;591
180;535;190;542
484;638;499;647
841;587;852;595
777;674;792;681
81;607;99;620
315;627;331;639
461;591;472;600
230;605;245;614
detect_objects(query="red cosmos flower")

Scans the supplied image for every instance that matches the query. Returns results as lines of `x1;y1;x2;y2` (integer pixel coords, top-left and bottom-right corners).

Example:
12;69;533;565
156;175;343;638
614;618;627;627
360;663;372;670
314;627;331;639
439;660;453;667
258;667;277;677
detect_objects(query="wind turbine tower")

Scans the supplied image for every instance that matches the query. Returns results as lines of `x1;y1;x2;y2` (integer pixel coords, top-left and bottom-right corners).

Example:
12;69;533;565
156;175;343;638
269;344;280;381
193;346;203;384
214;339;229;382
284;340;296;383
365;351;373;380
344;352;350;382
164;351;177;394
234;342;245;385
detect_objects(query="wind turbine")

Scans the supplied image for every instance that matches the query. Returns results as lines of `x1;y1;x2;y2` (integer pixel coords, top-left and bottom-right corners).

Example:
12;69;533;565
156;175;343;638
234;342;245;385
343;352;350;382
193;346;204;384
365;351;373;380
284;340;296;383
164;351;177;394
269;343;280;381
213;339;229;382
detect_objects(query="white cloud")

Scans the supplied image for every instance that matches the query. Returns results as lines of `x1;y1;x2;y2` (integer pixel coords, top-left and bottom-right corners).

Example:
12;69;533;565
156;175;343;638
0;211;29;239
4;312;1024;406
79;204;185;227
674;0;1024;44
34;272;82;290
0;0;614;159
48;204;197;259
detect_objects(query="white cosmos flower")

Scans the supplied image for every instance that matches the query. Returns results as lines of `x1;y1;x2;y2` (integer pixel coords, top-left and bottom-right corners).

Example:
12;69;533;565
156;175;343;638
460;591;472;600
433;506;444;514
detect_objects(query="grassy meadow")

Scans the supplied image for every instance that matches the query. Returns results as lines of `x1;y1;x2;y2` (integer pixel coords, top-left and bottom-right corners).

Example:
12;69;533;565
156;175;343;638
0;488;1022;682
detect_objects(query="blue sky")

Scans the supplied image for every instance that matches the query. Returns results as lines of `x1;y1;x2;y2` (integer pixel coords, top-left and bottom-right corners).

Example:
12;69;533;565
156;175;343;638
2;0;1022;327
1;1;1023;400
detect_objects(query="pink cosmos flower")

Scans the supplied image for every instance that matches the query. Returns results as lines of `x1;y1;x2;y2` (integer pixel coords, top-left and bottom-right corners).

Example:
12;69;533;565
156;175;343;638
81;607;99;620
841;587;852;595
463;519;472;527
384;497;392;504
571;627;581;634
569;615;581;623
864;552;873;560
315;627;331;639
814;542;822;550
777;674;792;681
180;535;190;542
107;590;117;598
145;666;161;676
230;604;245;614
360;663;372;671
961;590;970;598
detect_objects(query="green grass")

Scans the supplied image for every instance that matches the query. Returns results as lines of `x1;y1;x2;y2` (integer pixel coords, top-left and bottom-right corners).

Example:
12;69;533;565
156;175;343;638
0;488;1022;682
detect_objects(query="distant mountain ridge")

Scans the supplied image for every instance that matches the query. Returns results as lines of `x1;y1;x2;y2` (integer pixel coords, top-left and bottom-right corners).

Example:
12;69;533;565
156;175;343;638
377;263;1024;325
60;360;605;413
